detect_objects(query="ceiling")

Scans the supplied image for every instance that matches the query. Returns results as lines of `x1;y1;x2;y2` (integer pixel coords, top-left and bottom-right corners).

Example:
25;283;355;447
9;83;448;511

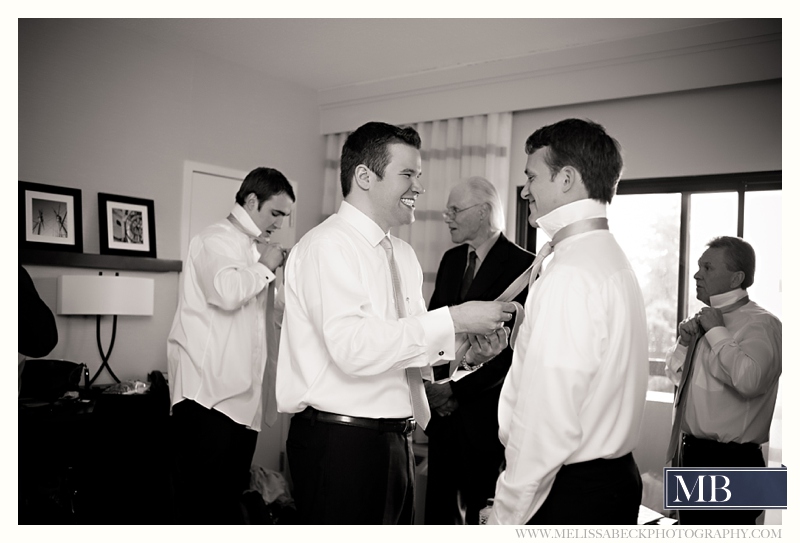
106;18;731;92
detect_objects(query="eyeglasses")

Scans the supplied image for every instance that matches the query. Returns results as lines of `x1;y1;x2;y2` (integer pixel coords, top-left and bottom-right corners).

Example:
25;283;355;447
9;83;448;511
442;203;481;220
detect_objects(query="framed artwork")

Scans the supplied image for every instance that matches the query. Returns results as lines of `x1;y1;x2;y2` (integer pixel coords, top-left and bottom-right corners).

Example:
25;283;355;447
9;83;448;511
19;181;84;253
98;193;157;258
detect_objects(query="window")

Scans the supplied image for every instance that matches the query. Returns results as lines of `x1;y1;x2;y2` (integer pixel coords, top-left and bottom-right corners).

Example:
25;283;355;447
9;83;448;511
516;171;781;392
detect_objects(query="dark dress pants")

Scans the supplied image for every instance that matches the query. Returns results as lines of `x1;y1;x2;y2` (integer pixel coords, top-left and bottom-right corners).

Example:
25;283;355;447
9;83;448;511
678;435;765;525
526;452;642;525
425;412;502;524
170;399;258;524
286;414;416;524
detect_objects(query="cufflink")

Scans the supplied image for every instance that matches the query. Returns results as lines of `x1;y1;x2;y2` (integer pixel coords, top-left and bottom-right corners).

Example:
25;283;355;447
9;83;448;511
438;351;444;356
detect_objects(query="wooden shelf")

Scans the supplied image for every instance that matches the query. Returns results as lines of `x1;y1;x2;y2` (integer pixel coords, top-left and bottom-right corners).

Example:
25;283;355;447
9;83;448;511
20;249;182;273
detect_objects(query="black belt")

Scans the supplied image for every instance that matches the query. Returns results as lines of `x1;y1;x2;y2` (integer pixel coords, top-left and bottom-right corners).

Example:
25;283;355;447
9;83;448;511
294;406;416;434
560;452;635;475
684;434;760;451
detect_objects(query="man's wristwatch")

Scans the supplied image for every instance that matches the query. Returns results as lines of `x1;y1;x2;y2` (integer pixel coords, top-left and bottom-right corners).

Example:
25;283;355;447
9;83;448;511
460;353;485;372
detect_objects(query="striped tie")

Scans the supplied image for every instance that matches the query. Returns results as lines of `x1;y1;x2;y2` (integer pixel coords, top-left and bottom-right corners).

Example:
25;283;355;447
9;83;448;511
379;236;431;430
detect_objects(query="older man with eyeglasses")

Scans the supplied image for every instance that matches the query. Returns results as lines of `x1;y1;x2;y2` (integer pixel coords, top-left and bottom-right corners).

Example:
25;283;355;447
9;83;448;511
424;176;534;525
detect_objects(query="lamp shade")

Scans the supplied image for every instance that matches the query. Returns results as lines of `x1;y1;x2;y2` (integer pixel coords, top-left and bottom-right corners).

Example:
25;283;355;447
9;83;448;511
57;275;154;316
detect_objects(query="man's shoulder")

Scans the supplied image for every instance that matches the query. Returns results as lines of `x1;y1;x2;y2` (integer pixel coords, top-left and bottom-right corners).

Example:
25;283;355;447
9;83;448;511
295;214;356;251
441;243;467;258
486;234;534;267
497;234;534;262
743;301;782;327
193;219;236;244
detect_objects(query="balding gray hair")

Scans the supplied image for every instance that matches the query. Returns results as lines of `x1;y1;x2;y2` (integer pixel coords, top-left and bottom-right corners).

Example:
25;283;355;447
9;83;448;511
464;176;505;232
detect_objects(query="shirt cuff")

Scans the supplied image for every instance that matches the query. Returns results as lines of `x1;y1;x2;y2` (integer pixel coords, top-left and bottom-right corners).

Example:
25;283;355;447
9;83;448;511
704;326;732;351
250;262;276;284
415;306;455;362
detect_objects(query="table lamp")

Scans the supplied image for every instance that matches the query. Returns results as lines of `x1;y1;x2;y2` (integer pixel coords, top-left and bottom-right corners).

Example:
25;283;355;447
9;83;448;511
57;272;154;385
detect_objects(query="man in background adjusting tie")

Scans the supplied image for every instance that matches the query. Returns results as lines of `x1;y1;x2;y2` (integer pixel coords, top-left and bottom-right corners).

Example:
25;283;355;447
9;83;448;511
167;167;294;524
665;236;781;525
424;177;533;524
277;121;516;524
488;118;649;525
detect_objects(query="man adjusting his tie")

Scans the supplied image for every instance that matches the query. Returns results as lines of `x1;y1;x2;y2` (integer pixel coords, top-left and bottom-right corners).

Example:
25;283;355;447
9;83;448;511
665;236;781;525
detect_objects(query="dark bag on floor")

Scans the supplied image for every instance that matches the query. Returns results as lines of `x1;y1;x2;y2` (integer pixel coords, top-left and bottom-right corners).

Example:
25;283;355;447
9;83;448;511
19;359;88;400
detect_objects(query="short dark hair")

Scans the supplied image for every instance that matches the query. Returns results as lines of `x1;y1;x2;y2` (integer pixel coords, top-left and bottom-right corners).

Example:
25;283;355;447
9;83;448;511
340;122;421;197
235;167;295;208
707;236;756;289
525;118;623;204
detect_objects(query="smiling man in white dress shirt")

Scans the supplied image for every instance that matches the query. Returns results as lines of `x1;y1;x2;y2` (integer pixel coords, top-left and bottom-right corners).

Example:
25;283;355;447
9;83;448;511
277;121;516;524
489;118;649;525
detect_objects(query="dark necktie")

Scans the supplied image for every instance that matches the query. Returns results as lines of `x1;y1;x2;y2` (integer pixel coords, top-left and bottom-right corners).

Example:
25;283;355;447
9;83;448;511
459;250;477;302
379;236;431;429
665;295;750;466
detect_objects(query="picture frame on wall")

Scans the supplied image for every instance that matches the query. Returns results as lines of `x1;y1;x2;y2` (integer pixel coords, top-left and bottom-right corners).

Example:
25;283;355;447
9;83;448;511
19;181;84;253
98;193;157;258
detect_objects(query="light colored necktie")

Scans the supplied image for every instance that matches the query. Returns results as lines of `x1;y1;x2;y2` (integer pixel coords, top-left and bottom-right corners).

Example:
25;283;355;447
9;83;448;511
263;283;279;427
665;295;750;466
451;218;609;372
227;214;279;427
379;236;431;430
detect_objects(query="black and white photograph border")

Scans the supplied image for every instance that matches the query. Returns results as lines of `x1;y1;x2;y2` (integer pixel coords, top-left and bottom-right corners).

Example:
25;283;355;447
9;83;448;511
98;192;157;258
19;181;83;253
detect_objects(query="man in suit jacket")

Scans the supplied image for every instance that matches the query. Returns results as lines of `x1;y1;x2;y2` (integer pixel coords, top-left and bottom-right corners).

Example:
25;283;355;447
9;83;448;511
424;176;534;524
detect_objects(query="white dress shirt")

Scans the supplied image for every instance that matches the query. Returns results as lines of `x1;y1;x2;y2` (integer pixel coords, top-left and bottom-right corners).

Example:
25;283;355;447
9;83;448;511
277;201;455;419
490;199;649;525
167;204;276;430
665;288;781;445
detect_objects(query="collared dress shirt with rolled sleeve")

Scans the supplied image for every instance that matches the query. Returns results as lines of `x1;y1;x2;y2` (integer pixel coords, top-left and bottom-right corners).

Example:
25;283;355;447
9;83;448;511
276;201;455;419
490;199;649;525
167;203;276;430
665;288;782;445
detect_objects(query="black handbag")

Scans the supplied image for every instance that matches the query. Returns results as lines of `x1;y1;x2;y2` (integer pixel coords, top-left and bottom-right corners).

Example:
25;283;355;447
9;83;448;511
19;359;89;400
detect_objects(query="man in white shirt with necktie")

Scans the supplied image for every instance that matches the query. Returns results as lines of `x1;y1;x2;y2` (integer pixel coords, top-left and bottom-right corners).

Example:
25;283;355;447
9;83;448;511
277;121;516;524
665;236;781;525
167;167;293;524
489;118;649;525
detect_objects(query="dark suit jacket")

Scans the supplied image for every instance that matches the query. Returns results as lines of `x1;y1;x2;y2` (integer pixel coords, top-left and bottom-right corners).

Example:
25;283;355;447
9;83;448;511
426;233;534;450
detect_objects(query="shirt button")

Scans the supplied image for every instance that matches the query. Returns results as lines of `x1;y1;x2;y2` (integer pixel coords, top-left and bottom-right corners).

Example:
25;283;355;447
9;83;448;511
438;351;444;356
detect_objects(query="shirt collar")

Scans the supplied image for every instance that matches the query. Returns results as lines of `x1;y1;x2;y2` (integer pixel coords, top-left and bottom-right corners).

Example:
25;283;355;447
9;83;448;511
230;204;261;237
536;199;607;241
338;201;390;247
471;230;501;263
709;288;748;308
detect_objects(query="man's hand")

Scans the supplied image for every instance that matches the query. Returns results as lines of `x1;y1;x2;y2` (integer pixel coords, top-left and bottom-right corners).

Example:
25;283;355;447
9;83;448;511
424;381;453;409
696;306;725;333
434;398;458;418
677;316;702;346
257;241;286;271
449;301;516;335
466;326;509;366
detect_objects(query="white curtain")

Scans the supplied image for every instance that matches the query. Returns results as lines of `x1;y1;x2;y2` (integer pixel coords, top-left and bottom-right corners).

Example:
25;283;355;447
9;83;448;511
322;112;513;303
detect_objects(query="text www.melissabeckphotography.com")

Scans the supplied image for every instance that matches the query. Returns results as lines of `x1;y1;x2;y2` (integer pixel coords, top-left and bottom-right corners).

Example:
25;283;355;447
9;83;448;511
515;528;782;539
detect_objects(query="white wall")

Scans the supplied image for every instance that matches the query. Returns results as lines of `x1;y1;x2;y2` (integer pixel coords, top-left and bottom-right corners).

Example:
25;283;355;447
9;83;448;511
19;19;325;385
320;19;780;135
